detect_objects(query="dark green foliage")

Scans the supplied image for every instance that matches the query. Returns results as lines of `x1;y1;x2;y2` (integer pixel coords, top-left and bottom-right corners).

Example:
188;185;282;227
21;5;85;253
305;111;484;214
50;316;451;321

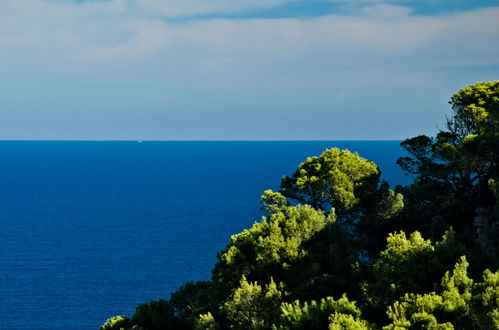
169;281;218;329
286;222;360;302
104;81;499;330
396;81;499;258
357;180;404;260
132;299;179;330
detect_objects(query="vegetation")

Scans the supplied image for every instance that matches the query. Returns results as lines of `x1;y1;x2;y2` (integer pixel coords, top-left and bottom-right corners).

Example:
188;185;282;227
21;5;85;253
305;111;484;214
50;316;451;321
102;81;499;329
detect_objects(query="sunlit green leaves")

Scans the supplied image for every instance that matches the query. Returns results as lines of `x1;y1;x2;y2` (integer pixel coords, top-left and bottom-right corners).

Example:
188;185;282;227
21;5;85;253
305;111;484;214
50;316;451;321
384;256;498;329
214;204;334;290
280;148;379;214
222;276;282;330
278;295;365;330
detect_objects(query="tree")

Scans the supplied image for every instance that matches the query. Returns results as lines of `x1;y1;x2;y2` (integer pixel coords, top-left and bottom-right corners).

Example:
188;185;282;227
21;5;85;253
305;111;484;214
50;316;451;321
132;299;179;330
169;281;218;329
212;203;335;295
385;256;499;329
280;148;379;218
328;312;369;330
280;148;403;259
195;312;218;330
366;229;468;324
471;268;499;329
101;81;499;330
397;81;499;252
100;316;133;330
221;276;282;329
278;295;367;330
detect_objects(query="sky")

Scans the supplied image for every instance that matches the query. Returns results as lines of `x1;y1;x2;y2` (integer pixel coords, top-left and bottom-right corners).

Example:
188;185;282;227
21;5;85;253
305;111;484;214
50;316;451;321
0;0;498;140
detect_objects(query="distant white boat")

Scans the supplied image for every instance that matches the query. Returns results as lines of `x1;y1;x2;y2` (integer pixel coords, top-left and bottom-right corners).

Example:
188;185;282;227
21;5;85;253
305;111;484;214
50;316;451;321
138;140;143;143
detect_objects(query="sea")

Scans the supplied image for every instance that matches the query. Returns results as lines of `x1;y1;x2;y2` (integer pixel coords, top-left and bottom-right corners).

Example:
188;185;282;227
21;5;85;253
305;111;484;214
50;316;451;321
0;141;411;329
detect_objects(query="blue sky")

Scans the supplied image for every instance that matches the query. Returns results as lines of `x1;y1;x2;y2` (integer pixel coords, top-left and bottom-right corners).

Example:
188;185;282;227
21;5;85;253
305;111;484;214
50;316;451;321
1;0;498;140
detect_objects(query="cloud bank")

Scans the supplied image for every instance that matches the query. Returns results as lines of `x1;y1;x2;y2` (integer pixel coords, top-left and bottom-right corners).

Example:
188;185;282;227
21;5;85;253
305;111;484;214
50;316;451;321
1;0;498;139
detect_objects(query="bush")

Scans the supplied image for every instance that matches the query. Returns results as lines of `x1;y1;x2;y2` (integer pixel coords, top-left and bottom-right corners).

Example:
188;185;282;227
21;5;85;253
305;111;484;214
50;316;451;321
100;315;132;330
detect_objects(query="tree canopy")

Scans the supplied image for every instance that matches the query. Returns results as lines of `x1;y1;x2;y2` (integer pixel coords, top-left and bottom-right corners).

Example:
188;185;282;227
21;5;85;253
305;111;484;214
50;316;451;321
280;148;379;215
102;81;499;330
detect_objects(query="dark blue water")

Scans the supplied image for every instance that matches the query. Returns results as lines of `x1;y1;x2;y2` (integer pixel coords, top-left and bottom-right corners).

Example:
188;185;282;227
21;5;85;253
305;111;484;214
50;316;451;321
0;141;410;329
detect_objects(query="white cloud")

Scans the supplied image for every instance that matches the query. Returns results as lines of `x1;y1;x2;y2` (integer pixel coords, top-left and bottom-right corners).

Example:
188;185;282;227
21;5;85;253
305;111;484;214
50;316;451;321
0;0;498;139
2;1;497;68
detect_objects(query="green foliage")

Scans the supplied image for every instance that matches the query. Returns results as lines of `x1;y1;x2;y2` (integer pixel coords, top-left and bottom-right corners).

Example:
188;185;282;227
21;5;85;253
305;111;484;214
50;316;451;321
366;229;469;324
195;312;219;330
132;299;179;330
328;312;370;330
384;256;480;329
213;204;334;293
169;281;218;328
471;269;499;329
278;295;364;330
261;190;289;214
100;315;133;330
287;223;360;302
369;185;404;221
449;81;499;138
489;179;499;201
103;81;499;330
384;256;499;329
280;148;379;215
368;231;438;309
280;147;404;260
221;276;282;329
397;81;499;255
357;181;405;260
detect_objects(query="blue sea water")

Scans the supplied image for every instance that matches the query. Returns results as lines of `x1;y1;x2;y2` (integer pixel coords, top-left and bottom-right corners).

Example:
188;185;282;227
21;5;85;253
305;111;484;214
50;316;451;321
0;141;410;329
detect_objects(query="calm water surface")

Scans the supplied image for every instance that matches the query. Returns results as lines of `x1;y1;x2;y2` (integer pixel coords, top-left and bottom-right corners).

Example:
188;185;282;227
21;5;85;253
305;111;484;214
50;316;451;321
0;141;410;329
